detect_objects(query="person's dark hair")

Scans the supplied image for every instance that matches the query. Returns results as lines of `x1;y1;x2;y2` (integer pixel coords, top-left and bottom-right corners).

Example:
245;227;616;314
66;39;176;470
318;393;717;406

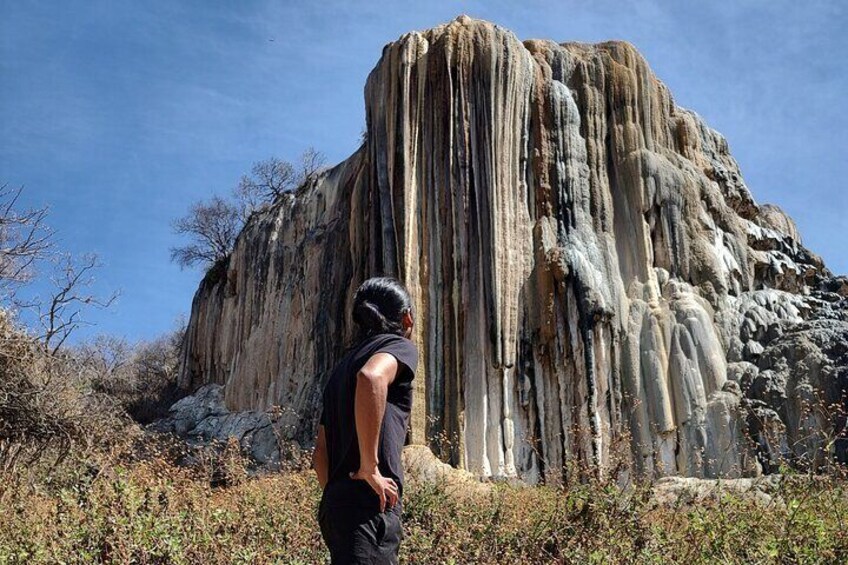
352;276;412;340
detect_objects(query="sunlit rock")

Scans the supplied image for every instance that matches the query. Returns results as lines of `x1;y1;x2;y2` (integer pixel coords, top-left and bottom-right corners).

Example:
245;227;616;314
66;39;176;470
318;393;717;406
178;16;847;482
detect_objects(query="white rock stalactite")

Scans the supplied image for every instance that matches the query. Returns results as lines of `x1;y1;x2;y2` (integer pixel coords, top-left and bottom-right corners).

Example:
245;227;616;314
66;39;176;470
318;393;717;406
179;17;848;483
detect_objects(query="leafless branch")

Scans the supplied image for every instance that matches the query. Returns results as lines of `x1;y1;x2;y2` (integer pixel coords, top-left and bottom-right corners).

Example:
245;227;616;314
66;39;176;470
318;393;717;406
298;146;327;186
169;196;241;269
235;157;297;211
30;253;120;355
232;148;327;217
0;184;53;299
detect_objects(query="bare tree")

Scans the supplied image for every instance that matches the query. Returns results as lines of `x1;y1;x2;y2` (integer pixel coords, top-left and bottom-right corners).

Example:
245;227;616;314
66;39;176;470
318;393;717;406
76;318;187;424
0;185;52;299
299;146;327;185
132;324;184;384
32;253;119;355
233;148;328;216
74;334;133;377
235;157;297;212
170;196;241;269
172;148;327;271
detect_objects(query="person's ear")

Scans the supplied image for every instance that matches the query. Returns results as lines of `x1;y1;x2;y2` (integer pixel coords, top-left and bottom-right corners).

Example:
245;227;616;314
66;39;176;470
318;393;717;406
402;310;414;330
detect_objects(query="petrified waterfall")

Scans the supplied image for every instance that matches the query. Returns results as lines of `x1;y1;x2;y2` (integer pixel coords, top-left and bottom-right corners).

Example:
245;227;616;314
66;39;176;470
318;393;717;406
179;16;848;482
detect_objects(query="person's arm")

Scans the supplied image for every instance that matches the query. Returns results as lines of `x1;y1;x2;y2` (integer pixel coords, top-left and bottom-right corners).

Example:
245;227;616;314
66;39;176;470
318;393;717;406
312;424;329;488
350;352;399;512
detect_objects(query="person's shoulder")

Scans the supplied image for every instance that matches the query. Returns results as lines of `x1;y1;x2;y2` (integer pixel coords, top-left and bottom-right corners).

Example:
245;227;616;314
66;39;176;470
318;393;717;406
372;334;418;373
374;332;416;345
374;333;418;352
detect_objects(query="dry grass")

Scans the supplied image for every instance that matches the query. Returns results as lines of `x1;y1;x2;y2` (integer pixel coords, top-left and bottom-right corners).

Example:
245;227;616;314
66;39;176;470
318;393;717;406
2;309;847;564
0;459;323;564
1;451;847;564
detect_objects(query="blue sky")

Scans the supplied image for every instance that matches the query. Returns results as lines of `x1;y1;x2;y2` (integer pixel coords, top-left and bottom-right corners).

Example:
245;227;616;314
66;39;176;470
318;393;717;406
1;0;846;343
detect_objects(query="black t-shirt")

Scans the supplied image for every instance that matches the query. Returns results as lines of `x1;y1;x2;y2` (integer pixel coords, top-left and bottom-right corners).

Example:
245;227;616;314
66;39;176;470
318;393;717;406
319;332;419;497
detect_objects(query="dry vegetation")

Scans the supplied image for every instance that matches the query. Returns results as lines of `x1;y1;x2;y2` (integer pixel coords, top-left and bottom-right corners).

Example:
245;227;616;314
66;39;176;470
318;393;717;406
1;311;848;563
1;454;847;563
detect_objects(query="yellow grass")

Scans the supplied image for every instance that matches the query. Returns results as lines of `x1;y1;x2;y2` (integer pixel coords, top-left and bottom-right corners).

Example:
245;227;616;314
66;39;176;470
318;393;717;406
2;454;847;564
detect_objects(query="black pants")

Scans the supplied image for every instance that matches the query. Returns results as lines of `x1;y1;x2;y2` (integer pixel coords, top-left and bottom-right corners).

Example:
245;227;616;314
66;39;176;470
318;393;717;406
318;478;403;564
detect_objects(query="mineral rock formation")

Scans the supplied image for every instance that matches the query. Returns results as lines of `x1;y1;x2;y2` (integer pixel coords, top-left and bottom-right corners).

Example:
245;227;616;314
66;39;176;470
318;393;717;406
402;444;491;496
178;16;847;482
650;475;783;507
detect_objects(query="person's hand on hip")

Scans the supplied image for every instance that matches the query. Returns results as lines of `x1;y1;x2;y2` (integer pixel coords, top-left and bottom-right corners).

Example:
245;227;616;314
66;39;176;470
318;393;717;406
350;466;398;512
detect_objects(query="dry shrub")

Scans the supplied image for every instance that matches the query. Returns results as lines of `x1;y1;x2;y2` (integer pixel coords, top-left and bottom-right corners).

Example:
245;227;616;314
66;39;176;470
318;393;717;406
0;310;131;476
0;458;326;564
2;453;847;564
78;324;187;425
2;307;847;563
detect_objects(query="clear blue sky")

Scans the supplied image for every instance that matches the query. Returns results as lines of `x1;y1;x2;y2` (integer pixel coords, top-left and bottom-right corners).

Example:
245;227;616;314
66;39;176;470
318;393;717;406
2;0;846;343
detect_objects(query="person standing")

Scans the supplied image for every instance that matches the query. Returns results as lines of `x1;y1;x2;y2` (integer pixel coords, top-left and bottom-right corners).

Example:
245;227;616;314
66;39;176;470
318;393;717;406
312;276;418;564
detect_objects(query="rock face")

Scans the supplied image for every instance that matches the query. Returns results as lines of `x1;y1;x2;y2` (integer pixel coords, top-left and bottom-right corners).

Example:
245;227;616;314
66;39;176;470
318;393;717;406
178;16;847;483
151;384;288;466
402;444;491;496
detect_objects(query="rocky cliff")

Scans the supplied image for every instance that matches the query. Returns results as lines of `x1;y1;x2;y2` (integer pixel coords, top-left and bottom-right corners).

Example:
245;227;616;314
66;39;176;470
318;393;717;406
178;16;848;483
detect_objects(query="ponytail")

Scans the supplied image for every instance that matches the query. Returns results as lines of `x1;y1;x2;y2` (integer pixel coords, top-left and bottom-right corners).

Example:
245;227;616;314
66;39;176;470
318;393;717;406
352;276;412;340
